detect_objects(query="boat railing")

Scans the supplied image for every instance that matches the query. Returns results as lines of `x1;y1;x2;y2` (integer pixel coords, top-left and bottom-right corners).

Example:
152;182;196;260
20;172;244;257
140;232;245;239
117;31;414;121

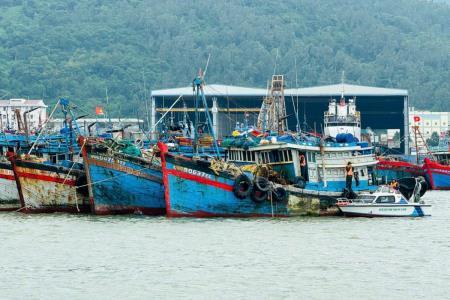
316;154;377;165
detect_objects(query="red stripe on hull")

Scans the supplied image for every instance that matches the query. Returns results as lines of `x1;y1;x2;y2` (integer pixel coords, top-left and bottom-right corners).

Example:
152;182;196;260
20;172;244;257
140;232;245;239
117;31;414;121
16;171;76;186
167;169;233;192
0;174;15;181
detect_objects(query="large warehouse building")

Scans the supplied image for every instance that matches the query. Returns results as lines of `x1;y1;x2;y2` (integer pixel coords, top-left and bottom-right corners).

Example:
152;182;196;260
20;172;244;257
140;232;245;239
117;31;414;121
150;83;409;154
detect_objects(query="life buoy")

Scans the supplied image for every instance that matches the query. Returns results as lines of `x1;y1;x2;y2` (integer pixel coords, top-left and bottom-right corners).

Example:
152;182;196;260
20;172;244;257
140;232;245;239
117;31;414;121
233;174;253;199
293;176;306;189
251;188;268;203
272;187;288;202
254;176;270;192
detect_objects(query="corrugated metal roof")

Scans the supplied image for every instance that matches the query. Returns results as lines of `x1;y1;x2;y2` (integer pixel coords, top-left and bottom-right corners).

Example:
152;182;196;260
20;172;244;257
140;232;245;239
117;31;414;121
151;84;267;97
151;83;408;97
287;84;408;96
0;99;47;106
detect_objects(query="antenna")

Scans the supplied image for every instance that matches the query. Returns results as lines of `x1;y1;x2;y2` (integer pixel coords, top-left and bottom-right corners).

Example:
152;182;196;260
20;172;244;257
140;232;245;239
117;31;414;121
341;70;345;99
294;57;300;133
203;53;211;79
273;48;279;75
105;87;112;128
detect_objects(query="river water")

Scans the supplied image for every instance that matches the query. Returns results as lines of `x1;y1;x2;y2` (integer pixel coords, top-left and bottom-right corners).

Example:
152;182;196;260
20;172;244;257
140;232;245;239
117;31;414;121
0;191;449;299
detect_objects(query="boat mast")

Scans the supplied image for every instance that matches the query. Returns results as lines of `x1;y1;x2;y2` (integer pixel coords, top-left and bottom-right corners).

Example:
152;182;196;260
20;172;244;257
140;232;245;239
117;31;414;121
193;70;221;158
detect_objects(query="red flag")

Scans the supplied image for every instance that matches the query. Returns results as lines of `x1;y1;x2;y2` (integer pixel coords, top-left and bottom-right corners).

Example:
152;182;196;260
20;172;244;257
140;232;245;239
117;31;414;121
413;116;420;122
95;106;104;115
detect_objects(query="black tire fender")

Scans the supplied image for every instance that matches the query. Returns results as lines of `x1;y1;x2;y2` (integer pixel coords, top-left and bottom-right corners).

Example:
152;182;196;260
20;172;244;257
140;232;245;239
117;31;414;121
273;187;288;202
251;188;268;203
233;174;253;199
254;176;270;192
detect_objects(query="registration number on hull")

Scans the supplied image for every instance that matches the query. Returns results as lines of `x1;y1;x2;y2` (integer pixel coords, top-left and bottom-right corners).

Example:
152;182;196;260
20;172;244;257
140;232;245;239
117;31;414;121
175;166;212;179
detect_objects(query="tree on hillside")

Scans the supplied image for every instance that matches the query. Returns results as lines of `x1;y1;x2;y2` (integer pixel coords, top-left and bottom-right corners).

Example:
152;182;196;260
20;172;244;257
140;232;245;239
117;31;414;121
426;132;440;147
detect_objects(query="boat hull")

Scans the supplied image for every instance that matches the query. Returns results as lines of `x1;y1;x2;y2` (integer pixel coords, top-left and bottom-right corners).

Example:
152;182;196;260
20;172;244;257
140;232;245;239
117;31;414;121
0;161;20;211
338;204;431;217
423;159;450;190
375;160;425;183
161;149;350;217
12;159;90;213
83;151;165;215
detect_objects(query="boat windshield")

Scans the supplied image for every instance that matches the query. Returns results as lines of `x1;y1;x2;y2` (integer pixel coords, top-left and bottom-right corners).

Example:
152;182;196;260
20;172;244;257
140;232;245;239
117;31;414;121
354;195;377;203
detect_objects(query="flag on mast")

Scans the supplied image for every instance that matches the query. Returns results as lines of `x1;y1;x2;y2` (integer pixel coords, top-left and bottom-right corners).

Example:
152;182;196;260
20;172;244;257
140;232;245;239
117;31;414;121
96;106;104;115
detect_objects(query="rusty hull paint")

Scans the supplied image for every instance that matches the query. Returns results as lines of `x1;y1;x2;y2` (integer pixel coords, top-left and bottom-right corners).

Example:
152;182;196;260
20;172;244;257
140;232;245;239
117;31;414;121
15;164;90;213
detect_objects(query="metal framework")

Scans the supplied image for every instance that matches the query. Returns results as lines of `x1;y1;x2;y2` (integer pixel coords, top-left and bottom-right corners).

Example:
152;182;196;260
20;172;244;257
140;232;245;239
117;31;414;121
257;75;287;134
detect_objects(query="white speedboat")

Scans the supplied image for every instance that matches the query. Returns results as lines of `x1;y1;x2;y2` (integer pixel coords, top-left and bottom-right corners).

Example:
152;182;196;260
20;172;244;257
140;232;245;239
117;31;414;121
337;178;431;217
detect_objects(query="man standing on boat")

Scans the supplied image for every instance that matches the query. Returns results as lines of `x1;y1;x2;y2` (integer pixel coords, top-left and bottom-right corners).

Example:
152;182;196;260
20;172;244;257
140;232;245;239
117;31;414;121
345;162;353;191
299;153;306;178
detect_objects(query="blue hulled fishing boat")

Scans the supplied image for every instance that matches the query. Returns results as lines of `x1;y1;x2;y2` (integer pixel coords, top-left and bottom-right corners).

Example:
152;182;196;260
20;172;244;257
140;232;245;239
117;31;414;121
80;137;165;215
159;73;380;217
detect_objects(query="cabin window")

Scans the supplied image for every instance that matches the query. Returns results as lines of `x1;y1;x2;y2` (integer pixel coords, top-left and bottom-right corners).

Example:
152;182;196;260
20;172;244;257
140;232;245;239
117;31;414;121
375;196;396;204
251;152;256;161
270;150;280;162
360;168;365;177
288;151;292;161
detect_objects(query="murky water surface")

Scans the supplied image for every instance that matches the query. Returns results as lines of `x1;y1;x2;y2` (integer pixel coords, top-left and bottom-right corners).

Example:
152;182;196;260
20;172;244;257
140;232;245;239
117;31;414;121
1;191;449;299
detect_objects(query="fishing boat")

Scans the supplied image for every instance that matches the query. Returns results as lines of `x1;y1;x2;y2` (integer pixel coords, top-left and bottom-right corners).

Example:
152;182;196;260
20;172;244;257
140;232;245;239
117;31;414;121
79;136;165;215
337;177;431;217
8;99;90;213
159;73;380;217
0;155;20;211
0;115;87;211
423;156;450;190
375;157;425;183
10;154;90;213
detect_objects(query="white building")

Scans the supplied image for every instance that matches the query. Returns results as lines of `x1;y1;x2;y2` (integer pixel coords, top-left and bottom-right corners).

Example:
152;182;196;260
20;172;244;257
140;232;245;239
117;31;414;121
0;99;47;132
409;108;449;141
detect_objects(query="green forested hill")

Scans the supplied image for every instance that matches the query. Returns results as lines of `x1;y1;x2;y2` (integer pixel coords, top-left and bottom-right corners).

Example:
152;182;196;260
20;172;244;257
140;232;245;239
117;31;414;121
0;0;449;116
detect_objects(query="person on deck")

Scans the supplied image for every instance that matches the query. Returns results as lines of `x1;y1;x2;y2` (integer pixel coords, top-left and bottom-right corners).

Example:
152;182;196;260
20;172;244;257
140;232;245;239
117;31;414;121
299;154;306;178
390;179;399;190
345;162;353;191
